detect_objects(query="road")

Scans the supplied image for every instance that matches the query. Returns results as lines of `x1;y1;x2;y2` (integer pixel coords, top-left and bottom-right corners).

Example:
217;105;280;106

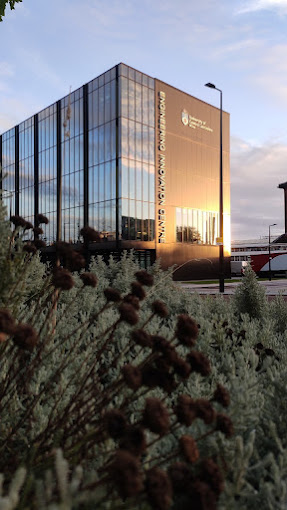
178;279;287;296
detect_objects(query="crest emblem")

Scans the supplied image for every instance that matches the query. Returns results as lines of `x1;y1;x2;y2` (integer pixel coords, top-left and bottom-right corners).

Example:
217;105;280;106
181;110;189;126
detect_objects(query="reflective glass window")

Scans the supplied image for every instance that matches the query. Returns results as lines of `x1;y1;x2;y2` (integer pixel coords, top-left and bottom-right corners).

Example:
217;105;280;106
135;122;142;161
129;161;136;200
104;82;111;123
104;122;111;161
128;120;136;160
136;83;142;122
175;207;219;245
142;163;149;202
128;80;135;121
99;87;105;125
118;67;155;242
121;158;129;199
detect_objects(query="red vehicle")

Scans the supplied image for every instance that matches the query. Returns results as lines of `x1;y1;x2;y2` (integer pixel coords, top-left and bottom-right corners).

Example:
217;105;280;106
231;239;287;276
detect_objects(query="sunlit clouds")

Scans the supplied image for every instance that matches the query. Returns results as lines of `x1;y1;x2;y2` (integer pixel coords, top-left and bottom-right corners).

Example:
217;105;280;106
1;0;287;240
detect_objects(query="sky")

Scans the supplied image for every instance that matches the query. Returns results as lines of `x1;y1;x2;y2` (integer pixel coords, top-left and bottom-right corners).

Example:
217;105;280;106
1;0;287;240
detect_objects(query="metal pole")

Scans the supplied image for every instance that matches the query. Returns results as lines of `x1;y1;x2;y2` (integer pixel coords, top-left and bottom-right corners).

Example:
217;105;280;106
219;90;224;293
204;83;224;293
268;223;276;281
268;225;271;281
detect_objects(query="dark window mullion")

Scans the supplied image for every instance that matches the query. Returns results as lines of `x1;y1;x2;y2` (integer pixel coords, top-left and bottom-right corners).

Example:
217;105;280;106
34;114;39;227
15;125;19;216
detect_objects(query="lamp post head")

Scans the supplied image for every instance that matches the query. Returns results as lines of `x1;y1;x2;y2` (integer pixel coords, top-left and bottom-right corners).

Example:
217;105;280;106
205;82;216;89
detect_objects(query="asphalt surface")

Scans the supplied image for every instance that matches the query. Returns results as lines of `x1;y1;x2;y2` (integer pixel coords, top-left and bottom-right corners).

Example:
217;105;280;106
178;279;287;296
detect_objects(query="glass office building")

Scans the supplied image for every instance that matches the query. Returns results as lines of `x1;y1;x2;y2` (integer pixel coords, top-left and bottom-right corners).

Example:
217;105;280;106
0;63;230;279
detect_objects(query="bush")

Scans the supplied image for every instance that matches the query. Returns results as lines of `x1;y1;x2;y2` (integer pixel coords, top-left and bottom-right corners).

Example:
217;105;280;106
0;206;233;510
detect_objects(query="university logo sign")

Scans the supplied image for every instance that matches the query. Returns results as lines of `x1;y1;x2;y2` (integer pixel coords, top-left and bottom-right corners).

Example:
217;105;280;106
181;110;189;126
181;109;213;132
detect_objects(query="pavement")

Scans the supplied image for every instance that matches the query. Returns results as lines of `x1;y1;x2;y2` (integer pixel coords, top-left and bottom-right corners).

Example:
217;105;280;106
178;279;287;296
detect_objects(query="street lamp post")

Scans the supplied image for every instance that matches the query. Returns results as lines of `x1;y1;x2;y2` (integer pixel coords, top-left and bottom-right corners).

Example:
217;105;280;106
268;223;277;281
205;82;224;293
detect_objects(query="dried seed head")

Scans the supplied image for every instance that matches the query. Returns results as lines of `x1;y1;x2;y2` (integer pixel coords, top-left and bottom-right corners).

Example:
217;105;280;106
196;399;216;425
179;435;200;463
212;384;230;408
33;226;44;236
173;357;191;379
23;243;37;255
33;239;46;249
168;462;191;492
199;459;224;496
190;479;217;510
0;333;7;343
216;414;234;438
142;398;170;436
135;270;154;287
122;364;142;390
104;287;121;302
55;241;73;257
0;309;15;335
52;267;74;290
187;351;211;377
10;215;27;228
174;395;197;426
36;214;49;224
67;251;86;271
131;281;146;301
118;303;139;325
152;336;178;364
104;410;127;439
142;365;177;393
176;314;199;346
131;329;153;348
151;300;169;318
80;226;101;243
13;323;38;352
123;294;140;310
24;221;33;230
145;467;173;510
108;450;144;499
80;272;98;288
119;426;147;457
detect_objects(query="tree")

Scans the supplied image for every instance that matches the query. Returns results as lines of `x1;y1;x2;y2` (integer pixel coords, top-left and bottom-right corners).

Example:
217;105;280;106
0;0;22;21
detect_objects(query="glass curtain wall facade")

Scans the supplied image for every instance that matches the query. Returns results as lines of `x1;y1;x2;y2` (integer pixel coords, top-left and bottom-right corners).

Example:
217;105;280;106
19;118;34;227
176;207;219;245
0;64;156;248
61;89;84;243
38;104;57;243
0;62;230;279
118;64;155;241
88;67;117;241
1;128;16;217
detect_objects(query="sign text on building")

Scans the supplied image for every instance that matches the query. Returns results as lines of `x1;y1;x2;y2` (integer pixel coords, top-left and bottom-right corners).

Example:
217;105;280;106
181;109;213;132
158;91;166;243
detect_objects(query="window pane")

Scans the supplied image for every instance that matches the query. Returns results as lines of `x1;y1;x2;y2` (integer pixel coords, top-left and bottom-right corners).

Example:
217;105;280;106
128;80;135;121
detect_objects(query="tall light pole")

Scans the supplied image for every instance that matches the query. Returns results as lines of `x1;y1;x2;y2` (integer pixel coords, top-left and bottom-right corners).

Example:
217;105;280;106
268;223;277;281
205;82;224;293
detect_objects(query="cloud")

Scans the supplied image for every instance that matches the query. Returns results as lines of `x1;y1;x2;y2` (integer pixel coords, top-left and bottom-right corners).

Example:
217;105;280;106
237;0;287;15
231;136;287;239
0;62;14;78
0;97;42;133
